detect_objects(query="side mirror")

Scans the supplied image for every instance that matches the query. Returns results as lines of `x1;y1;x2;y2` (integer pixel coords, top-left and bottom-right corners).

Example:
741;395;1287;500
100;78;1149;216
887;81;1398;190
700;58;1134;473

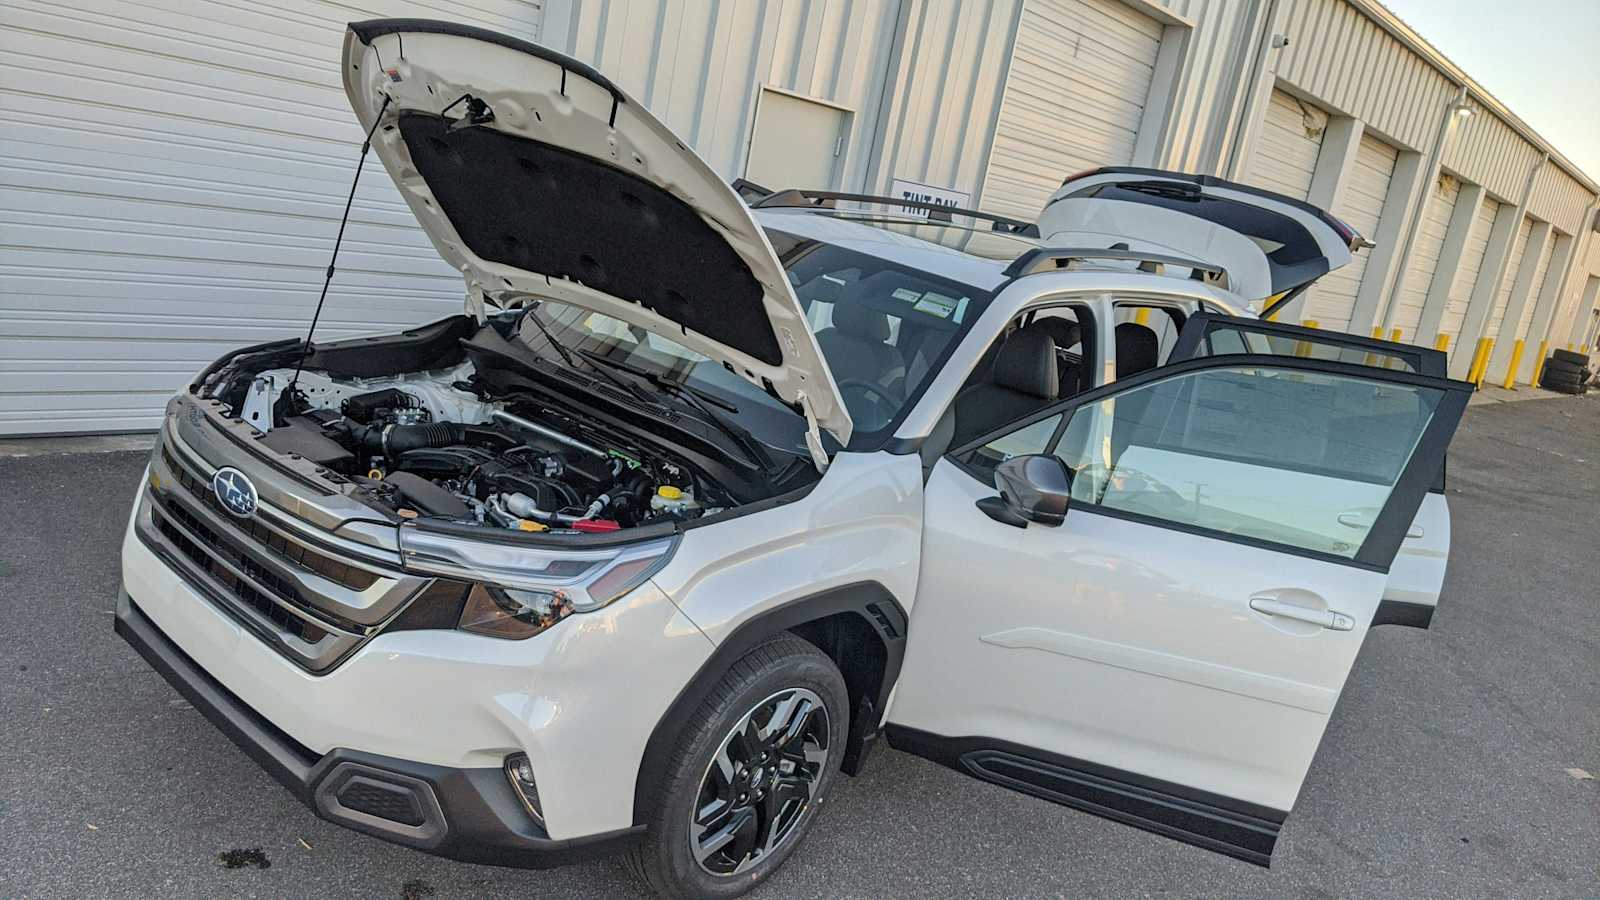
976;454;1073;528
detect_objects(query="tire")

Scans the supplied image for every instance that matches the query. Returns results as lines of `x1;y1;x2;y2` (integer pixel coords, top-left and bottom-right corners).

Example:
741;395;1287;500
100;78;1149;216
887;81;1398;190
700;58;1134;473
1541;376;1584;394
623;634;848;899
1551;348;1590;366
1543;357;1584;377
1541;371;1583;390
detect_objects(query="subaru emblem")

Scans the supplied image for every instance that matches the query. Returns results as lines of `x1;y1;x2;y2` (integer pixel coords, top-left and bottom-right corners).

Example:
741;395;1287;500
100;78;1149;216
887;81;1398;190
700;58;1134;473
212;467;258;518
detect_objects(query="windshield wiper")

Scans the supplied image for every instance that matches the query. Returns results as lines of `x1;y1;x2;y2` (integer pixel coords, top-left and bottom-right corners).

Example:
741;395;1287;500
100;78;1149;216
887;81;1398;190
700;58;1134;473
574;349;739;414
526;313;645;398
576;349;772;472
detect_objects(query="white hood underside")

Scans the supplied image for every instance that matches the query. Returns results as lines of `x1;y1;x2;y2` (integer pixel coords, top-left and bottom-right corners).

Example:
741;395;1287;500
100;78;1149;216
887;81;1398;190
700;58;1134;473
341;21;851;466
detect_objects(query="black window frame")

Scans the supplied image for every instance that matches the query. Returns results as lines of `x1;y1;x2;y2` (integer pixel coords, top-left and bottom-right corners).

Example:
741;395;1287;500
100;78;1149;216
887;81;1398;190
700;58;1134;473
945;354;1472;572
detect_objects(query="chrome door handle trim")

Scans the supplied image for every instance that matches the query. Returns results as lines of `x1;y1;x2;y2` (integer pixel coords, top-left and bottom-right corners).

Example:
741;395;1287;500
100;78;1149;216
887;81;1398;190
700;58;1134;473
1336;512;1369;529
1338;511;1423;539
1249;597;1356;631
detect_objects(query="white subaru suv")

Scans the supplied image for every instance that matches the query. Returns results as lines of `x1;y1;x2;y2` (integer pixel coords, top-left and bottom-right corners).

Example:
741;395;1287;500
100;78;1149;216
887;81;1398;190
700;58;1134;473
117;19;1471;899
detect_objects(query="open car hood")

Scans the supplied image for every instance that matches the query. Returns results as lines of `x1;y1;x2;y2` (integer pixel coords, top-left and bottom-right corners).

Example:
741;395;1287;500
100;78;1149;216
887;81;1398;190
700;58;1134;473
341;20;851;460
1036;167;1367;302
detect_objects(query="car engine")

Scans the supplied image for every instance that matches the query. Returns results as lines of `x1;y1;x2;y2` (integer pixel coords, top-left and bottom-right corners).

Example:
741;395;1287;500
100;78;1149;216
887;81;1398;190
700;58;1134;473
245;367;718;534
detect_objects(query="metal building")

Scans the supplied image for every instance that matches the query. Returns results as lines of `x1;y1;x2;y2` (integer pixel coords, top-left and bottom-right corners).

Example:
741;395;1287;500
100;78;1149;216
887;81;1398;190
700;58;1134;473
4;0;1598;435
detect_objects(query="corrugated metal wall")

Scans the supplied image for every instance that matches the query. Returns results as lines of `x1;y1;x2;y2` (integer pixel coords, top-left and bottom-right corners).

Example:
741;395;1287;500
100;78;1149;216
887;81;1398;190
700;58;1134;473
1444;108;1543;204
1156;0;1262;174
1530;164;1593;236
866;1;1020;200
1273;0;1454;152
546;0;901;192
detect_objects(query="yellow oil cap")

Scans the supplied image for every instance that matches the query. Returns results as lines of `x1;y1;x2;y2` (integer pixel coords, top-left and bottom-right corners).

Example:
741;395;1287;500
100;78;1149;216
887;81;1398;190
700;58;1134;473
656;485;683;500
517;519;548;532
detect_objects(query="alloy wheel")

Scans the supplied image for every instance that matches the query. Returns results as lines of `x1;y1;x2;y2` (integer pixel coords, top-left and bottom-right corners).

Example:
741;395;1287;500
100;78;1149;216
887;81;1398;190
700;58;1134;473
690;687;831;876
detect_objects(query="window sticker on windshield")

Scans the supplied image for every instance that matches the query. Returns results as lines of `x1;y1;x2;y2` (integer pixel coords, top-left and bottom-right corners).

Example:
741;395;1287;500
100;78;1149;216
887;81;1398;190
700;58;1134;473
913;292;959;319
890;287;922;304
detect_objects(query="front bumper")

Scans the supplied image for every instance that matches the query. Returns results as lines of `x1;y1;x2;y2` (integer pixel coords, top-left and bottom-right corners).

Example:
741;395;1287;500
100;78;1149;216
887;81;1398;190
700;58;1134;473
115;590;643;867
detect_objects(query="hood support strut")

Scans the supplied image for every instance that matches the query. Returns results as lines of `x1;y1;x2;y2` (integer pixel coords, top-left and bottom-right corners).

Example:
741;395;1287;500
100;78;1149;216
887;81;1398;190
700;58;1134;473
287;96;392;399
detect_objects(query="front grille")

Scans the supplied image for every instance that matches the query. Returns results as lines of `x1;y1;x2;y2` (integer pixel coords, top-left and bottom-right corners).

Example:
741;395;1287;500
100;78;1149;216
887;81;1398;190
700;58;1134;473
146;430;433;672
153;505;329;644
162;445;377;591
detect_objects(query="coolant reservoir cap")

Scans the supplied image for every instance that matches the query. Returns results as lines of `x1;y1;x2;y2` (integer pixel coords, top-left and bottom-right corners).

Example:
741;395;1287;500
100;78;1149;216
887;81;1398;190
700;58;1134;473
656;485;683;500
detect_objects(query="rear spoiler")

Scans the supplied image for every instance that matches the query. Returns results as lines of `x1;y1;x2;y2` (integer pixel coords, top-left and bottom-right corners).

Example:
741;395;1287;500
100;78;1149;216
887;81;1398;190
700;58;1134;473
1039;168;1370;301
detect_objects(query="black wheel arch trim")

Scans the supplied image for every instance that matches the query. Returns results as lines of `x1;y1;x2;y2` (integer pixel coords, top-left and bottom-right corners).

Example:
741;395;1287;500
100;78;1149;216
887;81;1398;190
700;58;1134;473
884;725;1286;867
632;581;908;823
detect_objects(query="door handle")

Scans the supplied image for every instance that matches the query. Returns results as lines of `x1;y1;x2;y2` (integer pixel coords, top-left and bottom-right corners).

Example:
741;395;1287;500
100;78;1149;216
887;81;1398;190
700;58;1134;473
1249;597;1356;631
1337;511;1423;539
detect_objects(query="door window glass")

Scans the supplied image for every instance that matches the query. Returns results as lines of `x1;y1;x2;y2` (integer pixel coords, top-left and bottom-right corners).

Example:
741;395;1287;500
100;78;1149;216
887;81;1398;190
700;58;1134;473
965;365;1445;559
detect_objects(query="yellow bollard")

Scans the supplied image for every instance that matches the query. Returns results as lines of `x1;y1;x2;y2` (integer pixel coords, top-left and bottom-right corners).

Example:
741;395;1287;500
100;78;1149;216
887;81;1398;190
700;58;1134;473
1434;333;1450;351
1500;340;1525;389
1389;328;1402;343
1531;341;1550;387
1371;326;1384;339
1475;339;1496;387
1466;338;1489;387
1133;308;1150;326
1296;320;1319;358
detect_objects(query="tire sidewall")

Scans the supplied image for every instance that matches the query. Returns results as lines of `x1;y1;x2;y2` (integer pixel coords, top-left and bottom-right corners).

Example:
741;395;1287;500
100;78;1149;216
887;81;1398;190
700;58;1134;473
645;641;849;899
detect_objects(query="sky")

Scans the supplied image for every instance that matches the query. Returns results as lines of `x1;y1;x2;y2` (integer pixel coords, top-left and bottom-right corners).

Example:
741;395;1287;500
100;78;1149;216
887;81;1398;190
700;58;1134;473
1379;0;1600;179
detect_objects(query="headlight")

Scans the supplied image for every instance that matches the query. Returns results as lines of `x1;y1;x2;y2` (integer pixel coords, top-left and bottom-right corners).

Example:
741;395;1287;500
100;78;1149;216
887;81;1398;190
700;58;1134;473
397;526;677;639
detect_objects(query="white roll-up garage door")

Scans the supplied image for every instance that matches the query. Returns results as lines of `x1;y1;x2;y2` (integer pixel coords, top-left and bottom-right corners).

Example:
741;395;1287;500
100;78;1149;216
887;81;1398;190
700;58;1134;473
1245;89;1325;201
1308;133;1397;331
1484;216;1535;346
1438;196;1498;355
1512;233;1557;345
1;1;544;436
1389;173;1459;342
980;0;1165;222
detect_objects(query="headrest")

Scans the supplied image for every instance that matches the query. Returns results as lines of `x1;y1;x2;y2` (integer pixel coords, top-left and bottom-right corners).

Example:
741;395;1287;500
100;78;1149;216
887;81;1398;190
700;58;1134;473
993;329;1059;399
1115;323;1160;378
831;302;891;342
1026;317;1081;350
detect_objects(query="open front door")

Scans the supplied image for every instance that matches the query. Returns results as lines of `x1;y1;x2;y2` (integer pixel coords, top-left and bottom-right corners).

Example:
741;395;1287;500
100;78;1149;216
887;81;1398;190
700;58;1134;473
887;355;1470;864
1168;313;1454;622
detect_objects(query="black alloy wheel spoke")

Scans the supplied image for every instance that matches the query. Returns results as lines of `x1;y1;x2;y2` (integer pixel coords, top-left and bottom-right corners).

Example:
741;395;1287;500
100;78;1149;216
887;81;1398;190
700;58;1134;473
691;688;830;876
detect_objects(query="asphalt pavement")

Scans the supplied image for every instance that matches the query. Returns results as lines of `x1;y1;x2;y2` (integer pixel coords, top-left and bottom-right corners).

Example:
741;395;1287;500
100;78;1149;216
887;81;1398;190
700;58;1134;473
1;395;1596;899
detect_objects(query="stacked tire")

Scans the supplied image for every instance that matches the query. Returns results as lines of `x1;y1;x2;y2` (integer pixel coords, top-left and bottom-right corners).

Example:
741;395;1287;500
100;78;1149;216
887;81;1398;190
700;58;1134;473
1540;348;1592;395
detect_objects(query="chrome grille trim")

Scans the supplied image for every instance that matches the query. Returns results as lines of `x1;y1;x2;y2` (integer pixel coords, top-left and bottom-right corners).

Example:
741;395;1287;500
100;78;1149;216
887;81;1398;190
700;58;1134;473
162;414;404;568
143;432;432;672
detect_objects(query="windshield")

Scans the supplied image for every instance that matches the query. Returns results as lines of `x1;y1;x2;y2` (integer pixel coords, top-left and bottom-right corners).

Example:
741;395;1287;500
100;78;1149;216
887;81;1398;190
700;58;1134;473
517;229;997;453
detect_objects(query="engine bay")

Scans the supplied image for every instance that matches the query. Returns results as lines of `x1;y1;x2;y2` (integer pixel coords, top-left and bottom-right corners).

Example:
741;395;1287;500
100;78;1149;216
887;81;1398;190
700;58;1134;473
230;364;724;535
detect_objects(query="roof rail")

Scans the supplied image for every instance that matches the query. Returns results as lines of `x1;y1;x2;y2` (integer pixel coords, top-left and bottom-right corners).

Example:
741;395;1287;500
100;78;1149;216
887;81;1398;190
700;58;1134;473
1004;246;1230;289
740;185;1040;237
731;178;774;203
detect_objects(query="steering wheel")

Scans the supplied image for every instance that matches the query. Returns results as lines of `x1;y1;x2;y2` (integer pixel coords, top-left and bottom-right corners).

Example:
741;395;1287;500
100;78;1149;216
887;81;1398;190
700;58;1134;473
832;378;902;431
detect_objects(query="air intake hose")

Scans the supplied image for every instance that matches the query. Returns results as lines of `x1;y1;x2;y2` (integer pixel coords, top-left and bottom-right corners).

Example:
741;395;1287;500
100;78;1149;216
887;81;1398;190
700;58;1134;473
337;421;465;457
